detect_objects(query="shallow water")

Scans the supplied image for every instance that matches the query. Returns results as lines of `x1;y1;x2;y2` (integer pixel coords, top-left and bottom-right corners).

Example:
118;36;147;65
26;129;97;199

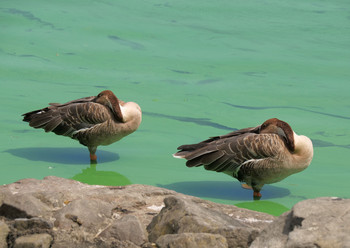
1;0;350;216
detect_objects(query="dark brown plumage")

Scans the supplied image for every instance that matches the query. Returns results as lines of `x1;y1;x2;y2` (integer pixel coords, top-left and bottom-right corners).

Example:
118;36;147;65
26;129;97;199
174;118;313;199
22;90;142;162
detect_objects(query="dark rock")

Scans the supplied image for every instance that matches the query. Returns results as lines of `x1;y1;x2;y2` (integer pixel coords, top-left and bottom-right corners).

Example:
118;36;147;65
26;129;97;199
14;218;53;232
250;197;350;248
0;221;10;248
0;204;32;220
156;233;228;248
147;196;273;248
14;233;52;248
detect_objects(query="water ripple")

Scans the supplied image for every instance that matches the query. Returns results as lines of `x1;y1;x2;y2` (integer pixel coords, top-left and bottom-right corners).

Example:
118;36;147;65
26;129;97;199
143;111;235;131
1;8;61;30
223;102;350;120
108;35;145;50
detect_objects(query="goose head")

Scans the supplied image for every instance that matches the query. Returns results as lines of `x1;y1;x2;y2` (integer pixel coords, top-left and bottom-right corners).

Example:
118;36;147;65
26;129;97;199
95;90;124;122
259;118;295;152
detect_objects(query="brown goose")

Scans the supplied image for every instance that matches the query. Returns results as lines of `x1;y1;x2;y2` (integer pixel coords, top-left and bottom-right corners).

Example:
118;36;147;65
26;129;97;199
173;118;313;199
22;90;142;162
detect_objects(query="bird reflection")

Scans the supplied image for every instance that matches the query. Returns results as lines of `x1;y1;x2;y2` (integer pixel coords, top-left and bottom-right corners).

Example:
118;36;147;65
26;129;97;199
71;163;131;186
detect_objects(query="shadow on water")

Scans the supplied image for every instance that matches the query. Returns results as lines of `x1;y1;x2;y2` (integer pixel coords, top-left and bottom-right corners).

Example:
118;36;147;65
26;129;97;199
4;147;119;164
71;164;131;186
160;181;291;215
158;181;290;201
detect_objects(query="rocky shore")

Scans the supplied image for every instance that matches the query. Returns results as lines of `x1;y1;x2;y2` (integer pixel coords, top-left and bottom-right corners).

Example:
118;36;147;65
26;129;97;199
0;176;349;248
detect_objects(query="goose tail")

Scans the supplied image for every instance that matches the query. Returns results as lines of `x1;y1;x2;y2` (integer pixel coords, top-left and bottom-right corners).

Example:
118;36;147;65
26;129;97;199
22;108;61;133
173;143;207;159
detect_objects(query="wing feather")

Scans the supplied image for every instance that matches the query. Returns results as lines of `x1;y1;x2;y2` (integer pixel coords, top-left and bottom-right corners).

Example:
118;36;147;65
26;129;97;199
177;133;284;178
22;97;111;139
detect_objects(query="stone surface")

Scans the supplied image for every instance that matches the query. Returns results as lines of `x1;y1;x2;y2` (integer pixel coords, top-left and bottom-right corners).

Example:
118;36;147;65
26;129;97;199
14;218;53;232
0;221;10;248
14;233;52;248
250;197;350;248
156;233;228;248
53;198;114;232
0;176;349;248
99;215;147;246
147;196;273;248
0;176;274;248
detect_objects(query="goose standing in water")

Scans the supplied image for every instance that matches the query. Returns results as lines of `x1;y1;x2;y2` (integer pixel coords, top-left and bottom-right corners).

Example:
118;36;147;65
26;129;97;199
22;90;142;162
173;118;313;200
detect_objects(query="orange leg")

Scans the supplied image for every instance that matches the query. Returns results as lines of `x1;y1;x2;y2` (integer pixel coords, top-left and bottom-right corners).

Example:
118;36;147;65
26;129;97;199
88;146;97;163
253;191;262;200
90;153;97;161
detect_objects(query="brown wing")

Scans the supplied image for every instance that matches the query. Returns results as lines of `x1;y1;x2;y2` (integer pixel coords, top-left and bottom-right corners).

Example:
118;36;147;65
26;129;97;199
175;132;283;178
22;96;112;137
175;126;260;157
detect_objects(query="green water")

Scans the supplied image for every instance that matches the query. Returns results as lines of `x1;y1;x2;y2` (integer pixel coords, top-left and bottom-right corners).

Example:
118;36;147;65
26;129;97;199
1;0;349;216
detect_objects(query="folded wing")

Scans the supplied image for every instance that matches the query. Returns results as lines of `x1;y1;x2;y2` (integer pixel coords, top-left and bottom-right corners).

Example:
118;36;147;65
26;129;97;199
22;96;111;138
175;127;284;178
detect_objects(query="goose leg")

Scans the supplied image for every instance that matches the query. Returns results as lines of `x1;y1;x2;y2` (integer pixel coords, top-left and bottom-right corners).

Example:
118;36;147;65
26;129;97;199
88;146;97;162
252;183;262;200
241;183;262;200
253;191;262;200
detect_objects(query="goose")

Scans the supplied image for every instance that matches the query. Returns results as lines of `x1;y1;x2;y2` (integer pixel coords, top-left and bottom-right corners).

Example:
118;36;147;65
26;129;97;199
22;90;142;162
173;118;313;199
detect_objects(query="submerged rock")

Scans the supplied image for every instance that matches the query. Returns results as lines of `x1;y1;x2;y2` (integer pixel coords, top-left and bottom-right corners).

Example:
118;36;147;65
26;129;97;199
0;176;349;248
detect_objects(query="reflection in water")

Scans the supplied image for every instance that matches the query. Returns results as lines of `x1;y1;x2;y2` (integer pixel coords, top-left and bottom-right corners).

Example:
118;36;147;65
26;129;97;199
5;147;119;164
71;164;131;186
235;201;290;216
159;181;290;201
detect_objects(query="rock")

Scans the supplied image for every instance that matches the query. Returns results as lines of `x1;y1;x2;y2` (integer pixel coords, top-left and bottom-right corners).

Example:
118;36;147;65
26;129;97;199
14;233;52;248
1;176;348;248
0;221;10;248
53;198;114;232
14;217;53;232
99;215;147;246
0;177;186;247
250;197;350;248
147;196;273;248
156;233;228;248
0;185;51;219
